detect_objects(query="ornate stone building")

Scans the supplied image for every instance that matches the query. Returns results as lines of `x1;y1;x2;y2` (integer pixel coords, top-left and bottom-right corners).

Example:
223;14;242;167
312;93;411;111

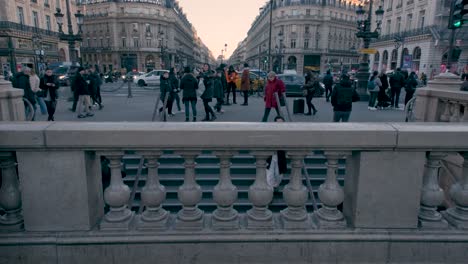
244;0;361;75
369;0;468;78
0;0;82;74
80;0;202;73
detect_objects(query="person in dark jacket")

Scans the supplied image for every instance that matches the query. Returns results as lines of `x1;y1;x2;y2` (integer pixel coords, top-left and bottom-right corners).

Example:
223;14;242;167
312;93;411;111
39;68;59;121
12;67;36;120
330;74;360;122
72;67;94;118
303;73;319;115
159;71;175;119
389;68;406;109
200;63;216;121
88;66;103;110
169;67;182;112
213;67;225;113
377;71;390;109
322;70;334;102
240;63;250;105
404;71;419;106
180;66;198;122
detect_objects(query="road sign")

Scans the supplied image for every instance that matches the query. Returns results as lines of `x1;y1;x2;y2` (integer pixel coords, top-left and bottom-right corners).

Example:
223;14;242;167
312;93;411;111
359;48;378;54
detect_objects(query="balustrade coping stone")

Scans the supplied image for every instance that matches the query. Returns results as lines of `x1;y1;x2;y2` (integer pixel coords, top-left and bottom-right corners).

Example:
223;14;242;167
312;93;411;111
0;122;467;150
416;88;468;99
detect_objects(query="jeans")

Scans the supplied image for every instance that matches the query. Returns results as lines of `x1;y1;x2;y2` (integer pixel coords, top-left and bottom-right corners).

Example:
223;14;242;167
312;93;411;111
45;100;57;121
390;87;402;108
242;91;249;104
36;96;47;115
173;93;181;111
305;93;317;114
261;107;280;122
333;111;351;122
184;100;197;120
215;98;223;112
226;82;237;103
325;85;333;101
202;99;216;120
368;91;378;108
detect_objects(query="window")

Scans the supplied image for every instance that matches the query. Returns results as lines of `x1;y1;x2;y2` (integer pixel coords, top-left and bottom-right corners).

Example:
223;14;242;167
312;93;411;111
387;0;393;10
290;39;296;49
56;0;60;9
146;38;152;47
107;37;110;47
133;37;139;48
44;0;50;7
145;23;151;33
306;9;310;16
122;37;126;47
386;20;391;34
87;38;91;47
406;14;413;31
32;11;39;28
31;0;37;3
281;10;285;17
305;26;310;34
291;25;297;33
418;10;425;28
396;17;401;32
17;7;24;25
292;9;298;16
304;39;309;49
46;15;51;31
100;38;103;47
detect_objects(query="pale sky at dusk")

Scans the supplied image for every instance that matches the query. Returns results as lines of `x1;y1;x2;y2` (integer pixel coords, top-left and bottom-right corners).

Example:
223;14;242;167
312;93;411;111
177;0;268;59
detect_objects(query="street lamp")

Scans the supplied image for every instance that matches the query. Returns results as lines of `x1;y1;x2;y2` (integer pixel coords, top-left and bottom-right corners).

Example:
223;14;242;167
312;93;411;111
54;0;83;63
221;43;227;64
158;30;168;69
32;34;44;73
355;2;384;99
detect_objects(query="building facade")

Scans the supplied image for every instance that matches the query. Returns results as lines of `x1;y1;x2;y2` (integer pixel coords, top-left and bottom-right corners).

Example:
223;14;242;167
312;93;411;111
369;0;468;78
0;0;82;75
81;0;201;73
229;39;247;70
244;0;361;75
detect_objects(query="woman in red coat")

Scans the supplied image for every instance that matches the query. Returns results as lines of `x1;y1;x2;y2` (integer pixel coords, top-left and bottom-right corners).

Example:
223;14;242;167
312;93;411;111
262;71;286;122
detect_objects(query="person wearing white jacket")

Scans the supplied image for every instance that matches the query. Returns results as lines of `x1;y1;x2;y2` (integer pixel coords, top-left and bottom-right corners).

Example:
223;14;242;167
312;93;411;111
30;69;47;115
368;71;381;111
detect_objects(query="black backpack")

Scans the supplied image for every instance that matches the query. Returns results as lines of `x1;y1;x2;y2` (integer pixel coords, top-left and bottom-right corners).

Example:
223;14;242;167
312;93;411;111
336;85;353;105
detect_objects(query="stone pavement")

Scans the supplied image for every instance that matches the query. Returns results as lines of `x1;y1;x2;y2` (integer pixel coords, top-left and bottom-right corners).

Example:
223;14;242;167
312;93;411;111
34;83;406;122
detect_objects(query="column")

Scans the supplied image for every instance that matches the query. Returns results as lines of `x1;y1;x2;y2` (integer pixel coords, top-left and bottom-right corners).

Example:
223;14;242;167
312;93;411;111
312;151;346;229
247;151;274;230
443;152;468;229
136;151;169;230
212;151;239;230
280;151;310;229
418;152;448;229
0;152;23;231
175;151;204;230
100;152;134;230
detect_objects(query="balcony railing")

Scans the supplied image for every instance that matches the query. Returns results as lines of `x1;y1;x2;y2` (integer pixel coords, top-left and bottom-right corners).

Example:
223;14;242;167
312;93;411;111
0;21;59;37
374;26;433;42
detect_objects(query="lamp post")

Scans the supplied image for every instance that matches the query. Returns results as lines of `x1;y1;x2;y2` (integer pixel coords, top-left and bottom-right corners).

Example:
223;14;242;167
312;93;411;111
394;35;405;69
54;1;83;63
158;30;167;70
355;2;384;99
32;34;44;74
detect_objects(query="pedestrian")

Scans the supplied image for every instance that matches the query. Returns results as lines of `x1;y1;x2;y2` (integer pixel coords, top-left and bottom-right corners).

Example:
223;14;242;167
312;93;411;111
330;73;360;122
12;67;36;120
367;71;381;111
261;71;286;122
72;67;94;118
226;65;238;104
389;68;405;109
404;71;419;106
88;66;103;110
30;68;47;116
213;67;225;113
420;72;428;86
377;71;391;109
159;71;175;118
303;73;319;115
220;64;229;105
240;63;250;105
39;68;59;121
322;69;334;102
180;66;198;122
169;67;182;113
200;63;216;121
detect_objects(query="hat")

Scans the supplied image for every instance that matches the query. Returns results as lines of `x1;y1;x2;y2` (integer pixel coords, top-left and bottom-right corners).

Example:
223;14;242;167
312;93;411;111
184;66;191;73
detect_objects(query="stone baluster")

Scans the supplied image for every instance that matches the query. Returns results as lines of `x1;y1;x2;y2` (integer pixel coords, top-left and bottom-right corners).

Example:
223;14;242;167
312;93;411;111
418;152;448;229
212;151;239;230
449;101;461;122
136;152;169;230
175;151;204;230
247;151;274;229
280;152;310;229
0;152;23;231
461;103;468;122
312;151;346;229
439;100;451;122
100;152;134;230
443;152;468;229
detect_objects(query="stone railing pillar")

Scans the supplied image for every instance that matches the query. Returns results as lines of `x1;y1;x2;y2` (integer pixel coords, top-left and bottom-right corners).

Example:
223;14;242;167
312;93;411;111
418;152;449;229
212;151;239;230
247;151;274;230
427;72;463;91
313;151;346;229
280;151;310;229
0;76;25;121
0;152;23;231
462;103;468;122
136;151;168;230
100;152;134;230
175;151;204;230
443;152;468;229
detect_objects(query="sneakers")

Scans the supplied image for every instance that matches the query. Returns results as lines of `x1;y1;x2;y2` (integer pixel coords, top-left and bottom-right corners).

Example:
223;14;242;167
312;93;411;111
77;114;86;118
313;109;318;115
368;107;377;111
185;117;189;122
86;113;94;117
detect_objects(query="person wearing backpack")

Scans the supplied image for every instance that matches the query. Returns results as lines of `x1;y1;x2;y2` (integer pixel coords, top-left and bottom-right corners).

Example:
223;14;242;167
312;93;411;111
330;74;360;122
367;71;381;111
404;71;419;106
389;68;405;109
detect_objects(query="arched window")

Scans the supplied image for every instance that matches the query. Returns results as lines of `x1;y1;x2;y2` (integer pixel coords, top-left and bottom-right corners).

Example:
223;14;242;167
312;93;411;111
145;55;155;71
412;47;421;72
373;52;380;71
382;50;389;71
391;49;398;70
287;56;297;70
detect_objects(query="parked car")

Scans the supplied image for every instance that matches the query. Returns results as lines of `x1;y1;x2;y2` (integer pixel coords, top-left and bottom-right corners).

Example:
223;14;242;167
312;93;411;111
122;71;143;83
235;71;265;91
277;74;306;97
133;70;169;86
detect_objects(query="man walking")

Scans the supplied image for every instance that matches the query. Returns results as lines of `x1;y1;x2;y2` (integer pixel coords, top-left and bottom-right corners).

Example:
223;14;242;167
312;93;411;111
389;68;405;109
12;67;36;120
330;74;359;122
323;70;334;102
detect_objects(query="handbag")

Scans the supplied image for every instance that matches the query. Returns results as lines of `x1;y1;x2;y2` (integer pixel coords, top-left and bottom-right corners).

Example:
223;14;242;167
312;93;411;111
197;78;206;97
279;94;286;106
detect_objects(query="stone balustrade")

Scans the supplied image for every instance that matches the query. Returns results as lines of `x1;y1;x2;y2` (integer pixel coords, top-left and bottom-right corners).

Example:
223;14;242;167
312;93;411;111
413;88;468;123
1;122;468;263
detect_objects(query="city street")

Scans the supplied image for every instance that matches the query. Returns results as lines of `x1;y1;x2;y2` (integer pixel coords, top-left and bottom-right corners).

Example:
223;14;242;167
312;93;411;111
34;81;406;122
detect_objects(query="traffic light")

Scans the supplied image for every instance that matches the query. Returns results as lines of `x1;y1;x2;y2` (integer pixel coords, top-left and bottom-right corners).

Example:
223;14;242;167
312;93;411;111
449;0;468;29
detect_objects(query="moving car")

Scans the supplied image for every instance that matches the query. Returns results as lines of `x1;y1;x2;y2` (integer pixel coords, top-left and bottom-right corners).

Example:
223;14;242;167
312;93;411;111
133;70;169;86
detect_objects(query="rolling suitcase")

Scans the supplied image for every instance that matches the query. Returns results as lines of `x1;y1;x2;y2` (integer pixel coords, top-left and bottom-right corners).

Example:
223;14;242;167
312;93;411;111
293;99;304;114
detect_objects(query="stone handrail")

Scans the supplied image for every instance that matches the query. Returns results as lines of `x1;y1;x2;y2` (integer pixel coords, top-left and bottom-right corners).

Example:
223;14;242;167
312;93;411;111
0;122;467;234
